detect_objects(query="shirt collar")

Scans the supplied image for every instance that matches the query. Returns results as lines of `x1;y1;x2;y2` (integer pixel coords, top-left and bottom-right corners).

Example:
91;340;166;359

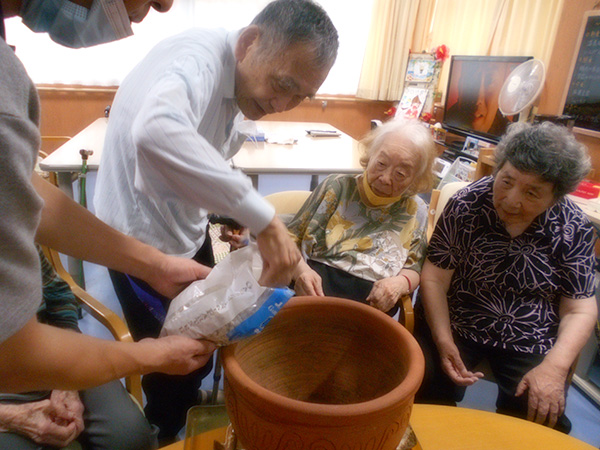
223;30;240;100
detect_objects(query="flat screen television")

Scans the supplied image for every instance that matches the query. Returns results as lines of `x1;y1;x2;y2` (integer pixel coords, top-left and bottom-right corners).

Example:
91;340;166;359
443;55;533;144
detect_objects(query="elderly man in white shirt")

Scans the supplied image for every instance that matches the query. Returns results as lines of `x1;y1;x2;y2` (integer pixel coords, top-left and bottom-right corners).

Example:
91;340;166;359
94;0;338;443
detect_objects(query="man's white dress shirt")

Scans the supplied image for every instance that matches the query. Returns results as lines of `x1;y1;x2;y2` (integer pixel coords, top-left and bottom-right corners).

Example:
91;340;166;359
94;28;274;257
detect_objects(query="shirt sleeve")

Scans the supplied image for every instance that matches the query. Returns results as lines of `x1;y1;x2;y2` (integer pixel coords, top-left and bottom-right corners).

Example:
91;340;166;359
0;93;44;342
558;219;597;298
130;57;274;234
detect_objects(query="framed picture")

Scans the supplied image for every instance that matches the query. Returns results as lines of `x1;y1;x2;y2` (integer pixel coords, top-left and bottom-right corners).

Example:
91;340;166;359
397;86;429;119
406;54;436;83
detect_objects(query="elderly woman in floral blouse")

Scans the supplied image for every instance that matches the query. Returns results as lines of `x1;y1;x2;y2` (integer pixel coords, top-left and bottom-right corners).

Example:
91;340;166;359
287;118;436;316
416;122;598;433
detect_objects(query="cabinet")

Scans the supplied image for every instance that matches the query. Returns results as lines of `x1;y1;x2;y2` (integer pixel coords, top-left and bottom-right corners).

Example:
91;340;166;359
474;147;496;180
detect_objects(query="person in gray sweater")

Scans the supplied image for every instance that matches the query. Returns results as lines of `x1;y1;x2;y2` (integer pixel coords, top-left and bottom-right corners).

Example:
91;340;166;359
0;0;215;394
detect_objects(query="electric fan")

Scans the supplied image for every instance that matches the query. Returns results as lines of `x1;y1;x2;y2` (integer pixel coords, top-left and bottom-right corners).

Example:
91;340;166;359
498;58;546;122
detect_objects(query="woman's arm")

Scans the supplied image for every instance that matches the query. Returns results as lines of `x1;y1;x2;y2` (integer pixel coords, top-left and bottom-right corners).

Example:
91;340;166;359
516;295;598;427
421;260;483;386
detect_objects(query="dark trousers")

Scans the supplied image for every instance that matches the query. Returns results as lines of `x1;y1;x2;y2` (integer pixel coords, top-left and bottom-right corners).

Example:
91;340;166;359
414;309;571;433
306;259;398;317
108;233;215;444
0;380;158;450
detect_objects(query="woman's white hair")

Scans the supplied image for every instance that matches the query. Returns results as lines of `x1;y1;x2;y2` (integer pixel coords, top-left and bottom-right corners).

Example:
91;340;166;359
360;118;436;195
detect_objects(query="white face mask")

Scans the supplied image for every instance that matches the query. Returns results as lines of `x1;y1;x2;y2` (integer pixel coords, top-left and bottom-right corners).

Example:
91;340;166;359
20;0;133;48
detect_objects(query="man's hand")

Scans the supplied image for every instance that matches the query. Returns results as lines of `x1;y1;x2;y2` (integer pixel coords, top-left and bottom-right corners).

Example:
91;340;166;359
515;360;568;428
366;276;405;312
256;217;301;287
138;336;216;375
0;397;80;447
145;255;212;299
436;339;484;386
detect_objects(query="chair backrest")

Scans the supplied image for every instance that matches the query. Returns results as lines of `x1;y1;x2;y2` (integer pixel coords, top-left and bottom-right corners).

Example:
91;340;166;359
40;246;143;406
263;190;312;215
40;135;71;155
426;181;469;241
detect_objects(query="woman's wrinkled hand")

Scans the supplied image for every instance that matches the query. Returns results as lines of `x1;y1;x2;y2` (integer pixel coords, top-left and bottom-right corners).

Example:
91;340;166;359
219;225;250;251
294;267;324;296
516;360;567;428
437;339;484;386
0;396;81;447
49;390;84;435
366;276;405;312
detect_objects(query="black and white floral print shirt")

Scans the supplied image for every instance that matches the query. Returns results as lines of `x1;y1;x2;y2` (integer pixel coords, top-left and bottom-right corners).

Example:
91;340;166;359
428;177;597;354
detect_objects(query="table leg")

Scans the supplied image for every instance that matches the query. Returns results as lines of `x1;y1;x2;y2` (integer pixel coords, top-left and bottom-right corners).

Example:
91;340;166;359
249;174;259;189
310;175;319;191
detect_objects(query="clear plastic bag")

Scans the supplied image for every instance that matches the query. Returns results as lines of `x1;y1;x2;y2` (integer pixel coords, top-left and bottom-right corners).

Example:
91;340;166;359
161;243;294;346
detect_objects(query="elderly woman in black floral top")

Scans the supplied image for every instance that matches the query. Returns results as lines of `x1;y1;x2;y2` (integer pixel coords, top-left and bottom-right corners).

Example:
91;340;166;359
416;122;598;433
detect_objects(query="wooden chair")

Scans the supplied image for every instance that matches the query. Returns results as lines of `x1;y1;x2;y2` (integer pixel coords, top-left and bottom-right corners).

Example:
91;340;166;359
264;190;415;333
426;181;469;241
40;245;144;406
263;190;312;216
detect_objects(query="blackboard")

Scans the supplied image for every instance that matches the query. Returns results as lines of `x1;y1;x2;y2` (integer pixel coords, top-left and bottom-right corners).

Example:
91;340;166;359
562;11;600;133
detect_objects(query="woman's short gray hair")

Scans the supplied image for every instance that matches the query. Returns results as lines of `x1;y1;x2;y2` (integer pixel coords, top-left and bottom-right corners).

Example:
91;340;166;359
494;122;590;198
360;118;436;195
251;0;338;70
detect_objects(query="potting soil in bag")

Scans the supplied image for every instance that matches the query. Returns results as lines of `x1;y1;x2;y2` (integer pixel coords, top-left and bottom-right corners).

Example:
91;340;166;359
160;243;294;345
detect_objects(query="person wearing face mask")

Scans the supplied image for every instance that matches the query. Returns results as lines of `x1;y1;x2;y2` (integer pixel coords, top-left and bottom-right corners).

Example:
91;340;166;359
287;118;436;316
2;0;172;47
0;0;216;423
93;1;338;442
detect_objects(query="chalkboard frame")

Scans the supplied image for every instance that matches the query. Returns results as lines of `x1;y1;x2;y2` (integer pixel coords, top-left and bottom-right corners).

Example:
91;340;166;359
561;10;600;137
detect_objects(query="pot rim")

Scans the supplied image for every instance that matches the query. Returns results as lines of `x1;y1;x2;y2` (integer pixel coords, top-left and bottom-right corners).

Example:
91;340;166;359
222;296;425;419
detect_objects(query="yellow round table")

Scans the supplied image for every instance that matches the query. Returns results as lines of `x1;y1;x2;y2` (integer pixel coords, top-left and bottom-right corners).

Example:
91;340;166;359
409;404;595;450
159;404;596;450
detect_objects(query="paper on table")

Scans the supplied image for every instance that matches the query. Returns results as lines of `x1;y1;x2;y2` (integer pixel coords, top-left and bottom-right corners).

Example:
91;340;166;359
265;133;298;145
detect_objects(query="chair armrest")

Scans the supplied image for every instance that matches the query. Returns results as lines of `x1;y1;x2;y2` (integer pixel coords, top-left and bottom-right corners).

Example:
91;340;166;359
398;294;414;334
40;246;144;406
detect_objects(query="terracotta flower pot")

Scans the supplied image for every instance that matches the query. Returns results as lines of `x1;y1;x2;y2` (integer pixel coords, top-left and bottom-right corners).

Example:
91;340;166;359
222;296;424;450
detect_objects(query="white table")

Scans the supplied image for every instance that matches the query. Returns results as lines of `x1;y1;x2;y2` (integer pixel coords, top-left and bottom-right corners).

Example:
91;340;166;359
39;117;107;198
39;119;363;193
233;121;362;188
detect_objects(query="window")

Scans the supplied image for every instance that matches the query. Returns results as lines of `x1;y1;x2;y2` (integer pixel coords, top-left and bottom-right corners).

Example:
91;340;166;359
6;0;374;95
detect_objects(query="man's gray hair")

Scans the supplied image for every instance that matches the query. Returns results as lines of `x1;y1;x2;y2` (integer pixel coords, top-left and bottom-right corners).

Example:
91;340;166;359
251;0;338;70
494;121;591;198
